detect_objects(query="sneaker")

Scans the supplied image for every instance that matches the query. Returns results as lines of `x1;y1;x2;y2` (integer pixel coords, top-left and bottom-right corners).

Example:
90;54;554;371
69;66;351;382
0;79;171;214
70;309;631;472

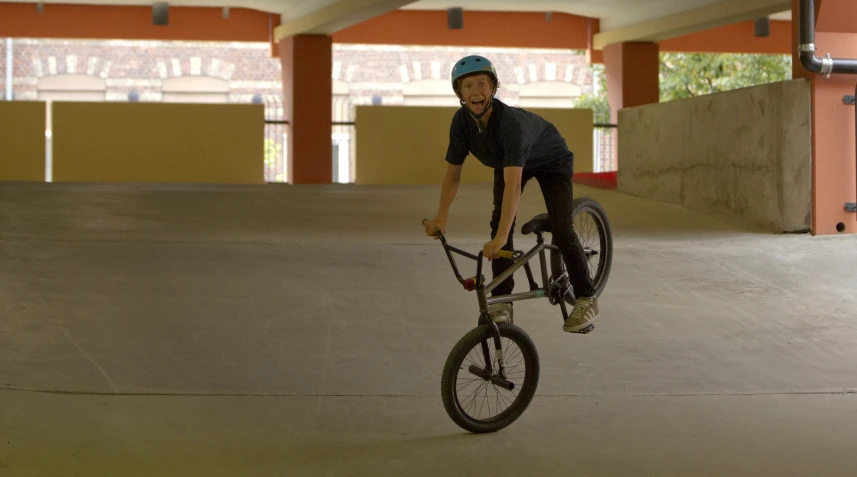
563;296;599;332
487;303;513;324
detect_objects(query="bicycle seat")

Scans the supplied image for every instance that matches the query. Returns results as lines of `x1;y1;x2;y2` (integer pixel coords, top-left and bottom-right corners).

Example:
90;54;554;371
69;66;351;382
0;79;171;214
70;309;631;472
521;213;552;235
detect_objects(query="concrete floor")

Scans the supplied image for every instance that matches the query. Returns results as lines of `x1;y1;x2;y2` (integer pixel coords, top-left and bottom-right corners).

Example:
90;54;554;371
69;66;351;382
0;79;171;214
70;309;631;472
2;181;857;476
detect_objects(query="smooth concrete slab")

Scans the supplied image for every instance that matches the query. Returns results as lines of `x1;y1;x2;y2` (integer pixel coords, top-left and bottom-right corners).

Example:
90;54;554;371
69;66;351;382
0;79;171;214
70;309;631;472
2;181;857;475
4;391;857;477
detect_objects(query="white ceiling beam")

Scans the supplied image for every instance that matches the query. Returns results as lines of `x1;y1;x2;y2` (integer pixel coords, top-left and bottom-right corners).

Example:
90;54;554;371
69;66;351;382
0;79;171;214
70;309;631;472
274;0;416;42
592;0;790;50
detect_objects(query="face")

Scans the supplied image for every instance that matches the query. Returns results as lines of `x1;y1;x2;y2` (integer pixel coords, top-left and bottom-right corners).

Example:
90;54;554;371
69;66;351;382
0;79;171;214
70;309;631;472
458;74;495;115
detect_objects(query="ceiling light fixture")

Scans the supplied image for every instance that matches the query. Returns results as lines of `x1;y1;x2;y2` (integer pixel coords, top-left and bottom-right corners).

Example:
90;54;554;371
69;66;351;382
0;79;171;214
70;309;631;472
754;17;770;37
448;7;463;30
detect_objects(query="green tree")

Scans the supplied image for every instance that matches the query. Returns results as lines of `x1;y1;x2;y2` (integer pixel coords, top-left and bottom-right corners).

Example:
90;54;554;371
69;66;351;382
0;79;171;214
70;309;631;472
572;52;792;121
659;52;792;101
573;63;611;124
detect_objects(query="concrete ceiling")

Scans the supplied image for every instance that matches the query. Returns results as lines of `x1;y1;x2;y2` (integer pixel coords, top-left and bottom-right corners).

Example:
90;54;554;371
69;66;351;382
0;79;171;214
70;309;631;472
403;0;791;30
4;0;794;45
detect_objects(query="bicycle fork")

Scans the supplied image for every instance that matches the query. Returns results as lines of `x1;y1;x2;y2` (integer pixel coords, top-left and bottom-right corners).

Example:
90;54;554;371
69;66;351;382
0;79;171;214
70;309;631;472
470;287;516;391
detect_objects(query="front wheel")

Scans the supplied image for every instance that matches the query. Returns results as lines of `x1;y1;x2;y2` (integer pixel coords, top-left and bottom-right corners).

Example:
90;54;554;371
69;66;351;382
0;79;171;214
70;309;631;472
440;323;540;433
549;196;614;304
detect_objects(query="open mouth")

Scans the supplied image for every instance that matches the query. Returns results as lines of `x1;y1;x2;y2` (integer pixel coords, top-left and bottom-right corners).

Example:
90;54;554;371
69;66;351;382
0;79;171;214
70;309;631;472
470;99;485;107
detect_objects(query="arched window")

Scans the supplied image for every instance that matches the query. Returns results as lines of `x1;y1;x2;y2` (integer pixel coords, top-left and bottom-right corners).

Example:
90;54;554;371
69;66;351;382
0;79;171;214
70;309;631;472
402;79;458;107
37;74;107;102
161;76;229;103
517;81;582;108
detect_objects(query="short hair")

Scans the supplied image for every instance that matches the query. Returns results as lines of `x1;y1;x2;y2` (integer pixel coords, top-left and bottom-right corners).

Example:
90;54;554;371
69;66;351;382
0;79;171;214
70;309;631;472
453;72;501;97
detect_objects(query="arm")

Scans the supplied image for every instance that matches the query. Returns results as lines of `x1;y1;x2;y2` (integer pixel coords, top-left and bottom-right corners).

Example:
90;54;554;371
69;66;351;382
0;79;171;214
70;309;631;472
427;114;468;236
435;163;462;223
494;166;523;240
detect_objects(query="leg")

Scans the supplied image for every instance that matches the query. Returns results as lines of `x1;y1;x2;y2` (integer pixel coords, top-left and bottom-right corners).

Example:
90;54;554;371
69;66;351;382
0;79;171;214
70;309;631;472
489;168;516;296
486;168;531;323
534;170;600;332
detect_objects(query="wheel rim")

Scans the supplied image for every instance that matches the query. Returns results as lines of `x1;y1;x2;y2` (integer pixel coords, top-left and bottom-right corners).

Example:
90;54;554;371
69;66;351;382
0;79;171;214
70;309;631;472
572;205;609;293
452;333;529;424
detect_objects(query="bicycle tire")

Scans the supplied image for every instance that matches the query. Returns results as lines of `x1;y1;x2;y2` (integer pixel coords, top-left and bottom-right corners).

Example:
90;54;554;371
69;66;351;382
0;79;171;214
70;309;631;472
549;196;614;304
440;323;540;434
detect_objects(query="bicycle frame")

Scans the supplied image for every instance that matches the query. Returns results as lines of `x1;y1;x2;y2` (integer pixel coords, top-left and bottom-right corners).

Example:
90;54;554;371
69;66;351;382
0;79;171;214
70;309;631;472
429;227;567;317
427;224;573;386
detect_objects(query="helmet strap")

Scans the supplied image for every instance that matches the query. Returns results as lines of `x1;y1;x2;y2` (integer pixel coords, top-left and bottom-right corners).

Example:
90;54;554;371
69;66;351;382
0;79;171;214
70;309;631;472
470;100;492;133
455;78;497;133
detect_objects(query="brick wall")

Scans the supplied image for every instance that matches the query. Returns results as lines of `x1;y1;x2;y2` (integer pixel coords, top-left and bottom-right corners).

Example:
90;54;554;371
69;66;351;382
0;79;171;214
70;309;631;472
9;38;283;103
336;44;592;108
4;38;593;116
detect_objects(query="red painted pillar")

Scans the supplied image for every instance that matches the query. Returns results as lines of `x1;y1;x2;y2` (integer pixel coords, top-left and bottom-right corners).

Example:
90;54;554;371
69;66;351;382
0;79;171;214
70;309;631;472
604;41;660;121
792;0;857;234
279;34;332;184
603;41;660;171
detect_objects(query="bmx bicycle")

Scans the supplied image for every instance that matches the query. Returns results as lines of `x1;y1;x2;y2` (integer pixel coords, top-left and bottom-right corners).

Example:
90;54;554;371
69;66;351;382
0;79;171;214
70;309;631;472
423;197;613;434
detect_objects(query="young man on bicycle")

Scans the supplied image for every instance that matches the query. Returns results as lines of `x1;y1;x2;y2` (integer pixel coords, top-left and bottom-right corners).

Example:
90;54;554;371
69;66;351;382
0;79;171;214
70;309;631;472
423;55;600;333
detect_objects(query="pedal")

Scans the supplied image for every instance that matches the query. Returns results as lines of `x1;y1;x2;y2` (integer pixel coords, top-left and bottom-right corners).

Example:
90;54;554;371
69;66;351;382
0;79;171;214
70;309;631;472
574;324;595;334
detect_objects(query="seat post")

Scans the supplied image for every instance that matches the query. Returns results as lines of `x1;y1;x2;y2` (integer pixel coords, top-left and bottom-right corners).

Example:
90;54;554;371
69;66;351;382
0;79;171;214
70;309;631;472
536;232;549;285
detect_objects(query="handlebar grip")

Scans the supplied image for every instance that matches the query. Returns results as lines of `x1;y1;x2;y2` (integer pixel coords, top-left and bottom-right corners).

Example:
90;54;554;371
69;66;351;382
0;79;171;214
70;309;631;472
498;250;514;259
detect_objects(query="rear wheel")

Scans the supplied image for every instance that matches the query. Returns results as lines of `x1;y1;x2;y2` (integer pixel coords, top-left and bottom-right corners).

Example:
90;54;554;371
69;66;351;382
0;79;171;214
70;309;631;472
549;196;613;304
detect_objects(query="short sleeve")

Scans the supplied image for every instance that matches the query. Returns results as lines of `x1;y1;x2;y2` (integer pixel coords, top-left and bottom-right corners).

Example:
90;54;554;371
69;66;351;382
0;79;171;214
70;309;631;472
445;112;469;166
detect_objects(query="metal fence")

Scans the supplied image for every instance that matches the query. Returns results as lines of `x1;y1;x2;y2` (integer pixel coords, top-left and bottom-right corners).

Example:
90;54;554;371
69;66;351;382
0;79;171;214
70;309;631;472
593;124;618;173
263;95;356;184
262;95;289;183
263;97;617;182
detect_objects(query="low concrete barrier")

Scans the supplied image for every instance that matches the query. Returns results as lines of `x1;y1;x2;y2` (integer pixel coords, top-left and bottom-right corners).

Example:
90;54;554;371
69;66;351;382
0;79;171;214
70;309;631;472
618;79;812;233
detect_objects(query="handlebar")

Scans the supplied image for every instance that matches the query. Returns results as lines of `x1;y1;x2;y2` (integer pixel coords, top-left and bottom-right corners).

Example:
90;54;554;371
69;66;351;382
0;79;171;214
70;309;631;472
422;219;514;259
422;218;522;291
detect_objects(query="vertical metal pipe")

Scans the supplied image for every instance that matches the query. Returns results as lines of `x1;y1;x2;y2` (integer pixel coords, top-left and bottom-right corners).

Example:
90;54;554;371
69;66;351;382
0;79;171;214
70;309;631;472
5;38;12;100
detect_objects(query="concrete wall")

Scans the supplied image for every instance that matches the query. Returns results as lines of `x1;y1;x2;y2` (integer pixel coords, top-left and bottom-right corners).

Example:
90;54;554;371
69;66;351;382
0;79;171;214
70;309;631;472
51;102;265;184
0;101;46;181
618;79;812;233
355;105;593;185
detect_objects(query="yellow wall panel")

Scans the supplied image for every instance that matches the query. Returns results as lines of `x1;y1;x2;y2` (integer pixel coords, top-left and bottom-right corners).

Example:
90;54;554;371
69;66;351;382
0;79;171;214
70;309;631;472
355;105;593;185
51;102;264;184
0;101;46;181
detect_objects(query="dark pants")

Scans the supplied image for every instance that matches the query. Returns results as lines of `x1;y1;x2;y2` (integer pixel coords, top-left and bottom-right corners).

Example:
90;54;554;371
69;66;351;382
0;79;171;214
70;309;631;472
490;167;595;298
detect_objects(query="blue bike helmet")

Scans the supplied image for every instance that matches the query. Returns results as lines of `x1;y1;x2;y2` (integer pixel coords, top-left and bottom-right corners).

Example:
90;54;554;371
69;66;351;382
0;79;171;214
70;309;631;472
450;55;498;122
450;55;498;93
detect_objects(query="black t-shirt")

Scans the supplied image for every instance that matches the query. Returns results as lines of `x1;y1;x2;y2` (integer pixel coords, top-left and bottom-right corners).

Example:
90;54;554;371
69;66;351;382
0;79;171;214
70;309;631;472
444;98;575;174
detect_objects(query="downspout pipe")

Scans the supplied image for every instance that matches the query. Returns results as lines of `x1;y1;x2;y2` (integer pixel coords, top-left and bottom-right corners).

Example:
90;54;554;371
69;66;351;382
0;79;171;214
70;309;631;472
799;0;857;76
5;38;12;100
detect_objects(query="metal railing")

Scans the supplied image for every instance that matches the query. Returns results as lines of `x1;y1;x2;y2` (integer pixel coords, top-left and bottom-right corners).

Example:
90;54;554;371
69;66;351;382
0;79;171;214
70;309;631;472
593;123;618;173
263;114;617;183
263;119;357;184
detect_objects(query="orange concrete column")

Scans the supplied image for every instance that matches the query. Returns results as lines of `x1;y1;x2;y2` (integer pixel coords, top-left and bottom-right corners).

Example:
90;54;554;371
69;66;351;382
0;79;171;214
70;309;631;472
603;42;659;172
792;0;857;234
603;42;660;123
586;19;604;65
279;34;332;184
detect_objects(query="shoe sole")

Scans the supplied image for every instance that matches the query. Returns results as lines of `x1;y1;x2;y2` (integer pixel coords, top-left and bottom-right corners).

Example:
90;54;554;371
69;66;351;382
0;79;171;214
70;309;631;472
563;314;600;333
